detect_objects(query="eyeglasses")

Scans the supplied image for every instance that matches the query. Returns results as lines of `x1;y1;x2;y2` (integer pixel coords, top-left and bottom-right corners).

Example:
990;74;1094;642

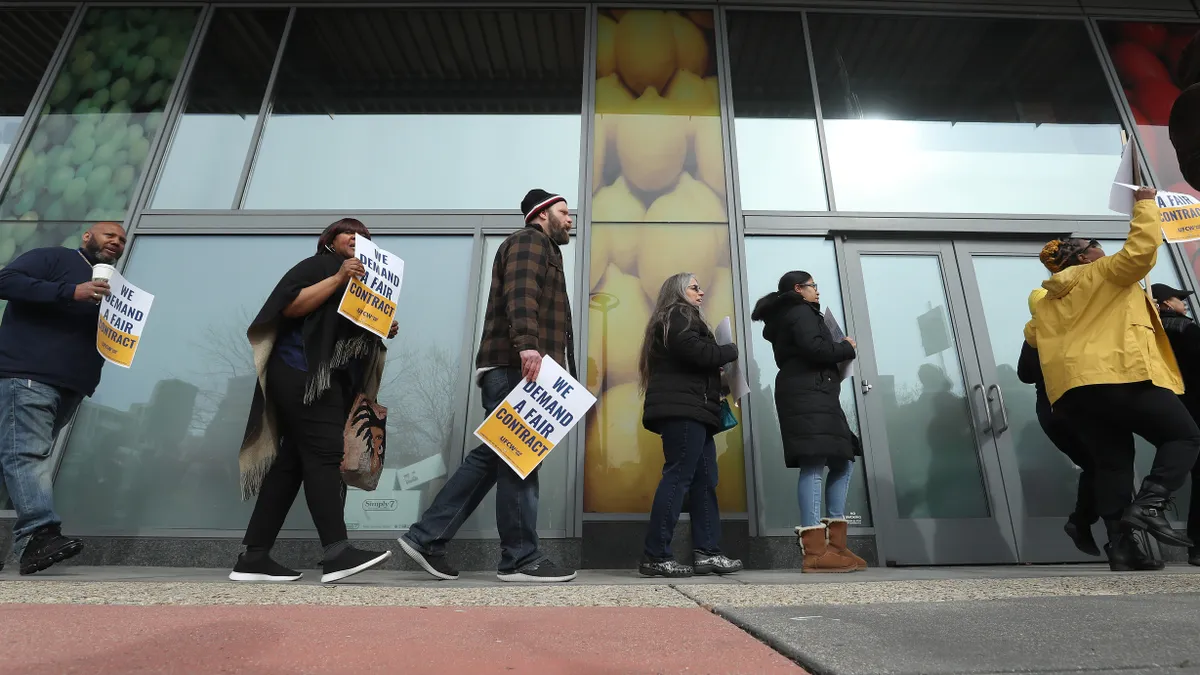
799;282;818;290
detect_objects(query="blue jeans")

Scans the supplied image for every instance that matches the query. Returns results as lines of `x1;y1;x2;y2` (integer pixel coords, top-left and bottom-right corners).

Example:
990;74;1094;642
0;378;81;557
798;457;852;528
644;418;722;560
402;368;544;573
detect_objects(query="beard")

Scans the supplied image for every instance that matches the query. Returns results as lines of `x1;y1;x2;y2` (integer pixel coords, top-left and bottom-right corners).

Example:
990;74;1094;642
546;213;570;245
86;239;118;264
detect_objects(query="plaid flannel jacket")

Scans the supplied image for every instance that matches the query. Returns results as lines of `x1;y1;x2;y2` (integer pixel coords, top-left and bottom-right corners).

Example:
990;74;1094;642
476;223;575;376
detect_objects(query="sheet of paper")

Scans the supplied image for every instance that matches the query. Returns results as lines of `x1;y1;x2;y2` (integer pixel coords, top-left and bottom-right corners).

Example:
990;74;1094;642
714;316;750;402
823;307;854;383
1109;142;1135;216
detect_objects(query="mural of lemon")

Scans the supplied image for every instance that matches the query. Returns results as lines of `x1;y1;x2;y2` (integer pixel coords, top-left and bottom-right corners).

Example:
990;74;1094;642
593;118;608;192
615;87;688;194
692;115;726;198
665;68;716;117
713;406;748;511
583;381;663;513
687;10;714;29
591;221;640;291
704;266;736;329
614;10;677;96
635;224;721;302
596;73;634;115
669;11;709;79
645;172;725;222
593;175;647;223
589;263;652;388
704;76;720;108
597;14;617;78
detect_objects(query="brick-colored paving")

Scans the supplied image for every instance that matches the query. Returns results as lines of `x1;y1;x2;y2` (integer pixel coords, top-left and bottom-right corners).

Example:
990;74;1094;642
0;604;805;675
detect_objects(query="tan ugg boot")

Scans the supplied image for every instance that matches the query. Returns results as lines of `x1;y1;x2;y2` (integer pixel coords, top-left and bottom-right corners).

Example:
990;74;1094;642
797;525;857;573
824;518;867;571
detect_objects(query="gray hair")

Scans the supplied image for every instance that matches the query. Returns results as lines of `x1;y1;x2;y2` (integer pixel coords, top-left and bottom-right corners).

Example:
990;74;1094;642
638;272;705;393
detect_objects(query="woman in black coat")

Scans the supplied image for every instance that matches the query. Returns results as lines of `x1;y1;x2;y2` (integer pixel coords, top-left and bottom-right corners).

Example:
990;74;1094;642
751;270;863;573
637;271;743;578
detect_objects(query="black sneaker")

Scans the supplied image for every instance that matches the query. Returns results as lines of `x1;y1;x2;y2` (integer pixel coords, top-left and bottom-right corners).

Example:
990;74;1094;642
19;527;83;575
639;558;693;578
228;553;302;582
397;536;459;580
693;551;743;575
497;560;577;582
321;547;391;583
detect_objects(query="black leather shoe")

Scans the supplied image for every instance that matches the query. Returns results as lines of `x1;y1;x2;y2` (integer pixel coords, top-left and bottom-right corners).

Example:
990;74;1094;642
1064;516;1101;557
1105;521;1163;571
1122;482;1193;548
1189;547;1200;567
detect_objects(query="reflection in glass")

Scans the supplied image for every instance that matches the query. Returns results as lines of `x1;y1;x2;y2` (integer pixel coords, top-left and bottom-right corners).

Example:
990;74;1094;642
809;14;1125;215
55;234;473;533
0;9;73;168
859;254;989;519
0;7;200;224
726;12;828;212
584;222;746;513
744;237;870;529
592;9;728;224
461;236;577;533
245;8;584;210
150;9;289;209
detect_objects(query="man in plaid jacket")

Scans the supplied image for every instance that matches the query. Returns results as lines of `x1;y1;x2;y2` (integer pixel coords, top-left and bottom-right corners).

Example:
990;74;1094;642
398;189;578;583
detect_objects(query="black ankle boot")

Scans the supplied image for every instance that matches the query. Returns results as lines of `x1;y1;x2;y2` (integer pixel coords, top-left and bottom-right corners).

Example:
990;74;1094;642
1189;547;1200;567
1105;520;1163;571
1121;482;1193;548
1064;514;1101;556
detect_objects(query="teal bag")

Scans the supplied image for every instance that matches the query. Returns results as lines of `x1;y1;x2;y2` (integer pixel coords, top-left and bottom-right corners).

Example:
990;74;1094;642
718;398;738;433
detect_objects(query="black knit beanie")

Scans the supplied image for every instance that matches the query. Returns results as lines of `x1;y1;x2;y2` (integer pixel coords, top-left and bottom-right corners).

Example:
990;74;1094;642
521;189;566;223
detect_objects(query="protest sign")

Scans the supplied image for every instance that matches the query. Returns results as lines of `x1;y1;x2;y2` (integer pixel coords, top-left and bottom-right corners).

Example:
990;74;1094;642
823;307;854;382
1112;183;1200;243
95;270;153;368
714;316;750;401
474;356;596;480
337;234;404;339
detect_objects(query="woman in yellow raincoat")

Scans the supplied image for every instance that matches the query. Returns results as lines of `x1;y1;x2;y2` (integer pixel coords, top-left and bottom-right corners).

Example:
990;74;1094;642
1025;186;1197;561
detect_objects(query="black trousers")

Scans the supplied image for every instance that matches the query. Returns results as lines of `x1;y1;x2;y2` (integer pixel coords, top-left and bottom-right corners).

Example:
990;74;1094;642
1036;391;1096;523
243;357;351;550
1057;381;1200;520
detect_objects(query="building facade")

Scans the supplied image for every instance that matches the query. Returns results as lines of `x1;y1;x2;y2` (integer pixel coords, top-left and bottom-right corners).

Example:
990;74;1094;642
0;0;1197;570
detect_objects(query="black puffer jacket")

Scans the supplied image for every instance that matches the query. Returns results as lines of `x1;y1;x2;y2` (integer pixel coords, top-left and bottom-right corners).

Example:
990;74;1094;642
757;292;859;467
642;305;739;432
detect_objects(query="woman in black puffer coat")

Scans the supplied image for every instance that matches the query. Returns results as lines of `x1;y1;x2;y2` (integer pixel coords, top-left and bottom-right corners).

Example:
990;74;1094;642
638;271;743;579
751;270;864;573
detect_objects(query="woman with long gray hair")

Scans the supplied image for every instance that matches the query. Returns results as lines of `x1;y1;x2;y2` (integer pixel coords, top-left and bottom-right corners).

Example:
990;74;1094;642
637;272;743;578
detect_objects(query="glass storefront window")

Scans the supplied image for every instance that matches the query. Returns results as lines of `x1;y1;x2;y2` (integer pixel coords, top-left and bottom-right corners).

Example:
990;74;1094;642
0;9;74;168
584;222;746;513
0;7;200;225
809;14;1126;215
726;12;828;212
592;9;728;224
244;8;583;210
460;235;577;533
744;237;870;530
54;233;474;534
150;9;289;210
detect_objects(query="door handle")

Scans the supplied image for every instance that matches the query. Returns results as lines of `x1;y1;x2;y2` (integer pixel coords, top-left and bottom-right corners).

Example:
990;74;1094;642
987;384;1010;434
861;381;872;395
973;383;993;433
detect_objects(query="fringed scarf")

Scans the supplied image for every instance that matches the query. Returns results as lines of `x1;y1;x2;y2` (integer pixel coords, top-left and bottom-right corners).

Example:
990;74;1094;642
237;252;385;499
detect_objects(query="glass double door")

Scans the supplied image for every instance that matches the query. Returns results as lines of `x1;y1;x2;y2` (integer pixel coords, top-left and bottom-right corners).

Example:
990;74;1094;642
843;239;1111;565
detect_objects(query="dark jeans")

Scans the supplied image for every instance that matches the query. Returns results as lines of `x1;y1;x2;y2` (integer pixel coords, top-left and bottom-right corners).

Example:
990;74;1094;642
1036;391;1097;523
1057;382;1200;520
402;368;543;574
243;358;350;551
644;418;722;560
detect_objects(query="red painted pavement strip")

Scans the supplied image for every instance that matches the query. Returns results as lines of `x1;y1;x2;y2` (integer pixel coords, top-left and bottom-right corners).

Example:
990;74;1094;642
0;604;806;675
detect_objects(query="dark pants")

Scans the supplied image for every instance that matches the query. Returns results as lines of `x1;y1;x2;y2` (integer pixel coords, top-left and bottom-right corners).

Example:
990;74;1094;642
644;418;722;560
1057;382;1200;520
1036;391;1097;524
402;368;543;574
243;358;350;551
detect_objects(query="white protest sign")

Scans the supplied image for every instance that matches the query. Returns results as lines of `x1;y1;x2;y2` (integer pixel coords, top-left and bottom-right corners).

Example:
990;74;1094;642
337;234;404;339
715;316;750;402
95;269;153;368
1112;183;1200;243
1108;141;1135;216
474;356;596;480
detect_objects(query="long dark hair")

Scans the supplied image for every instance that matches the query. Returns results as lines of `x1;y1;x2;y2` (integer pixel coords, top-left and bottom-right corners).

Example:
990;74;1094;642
638;272;705;393
316;218;371;255
750;270;812;321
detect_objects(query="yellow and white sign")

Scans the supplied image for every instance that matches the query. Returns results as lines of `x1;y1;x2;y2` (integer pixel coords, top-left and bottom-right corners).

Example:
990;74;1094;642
95;270;153;368
1113;183;1200;243
337;234;404;338
474;356;596;480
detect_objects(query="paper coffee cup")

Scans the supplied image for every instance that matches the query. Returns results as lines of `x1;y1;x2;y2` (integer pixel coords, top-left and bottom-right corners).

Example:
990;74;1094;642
92;264;115;282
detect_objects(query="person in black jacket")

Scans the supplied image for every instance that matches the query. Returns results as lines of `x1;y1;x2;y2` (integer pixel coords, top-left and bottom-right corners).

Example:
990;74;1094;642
751;271;863;574
1152;283;1200;566
637;272;742;578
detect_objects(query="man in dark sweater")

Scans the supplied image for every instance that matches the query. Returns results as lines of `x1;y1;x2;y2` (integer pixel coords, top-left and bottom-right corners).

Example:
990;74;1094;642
1152;283;1200;567
0;221;126;574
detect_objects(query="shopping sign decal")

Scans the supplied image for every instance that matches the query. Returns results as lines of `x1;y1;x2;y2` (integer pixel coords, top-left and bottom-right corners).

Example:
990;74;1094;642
337;234;404;339
96;270;153;368
474;356;596;480
1114;183;1200;243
